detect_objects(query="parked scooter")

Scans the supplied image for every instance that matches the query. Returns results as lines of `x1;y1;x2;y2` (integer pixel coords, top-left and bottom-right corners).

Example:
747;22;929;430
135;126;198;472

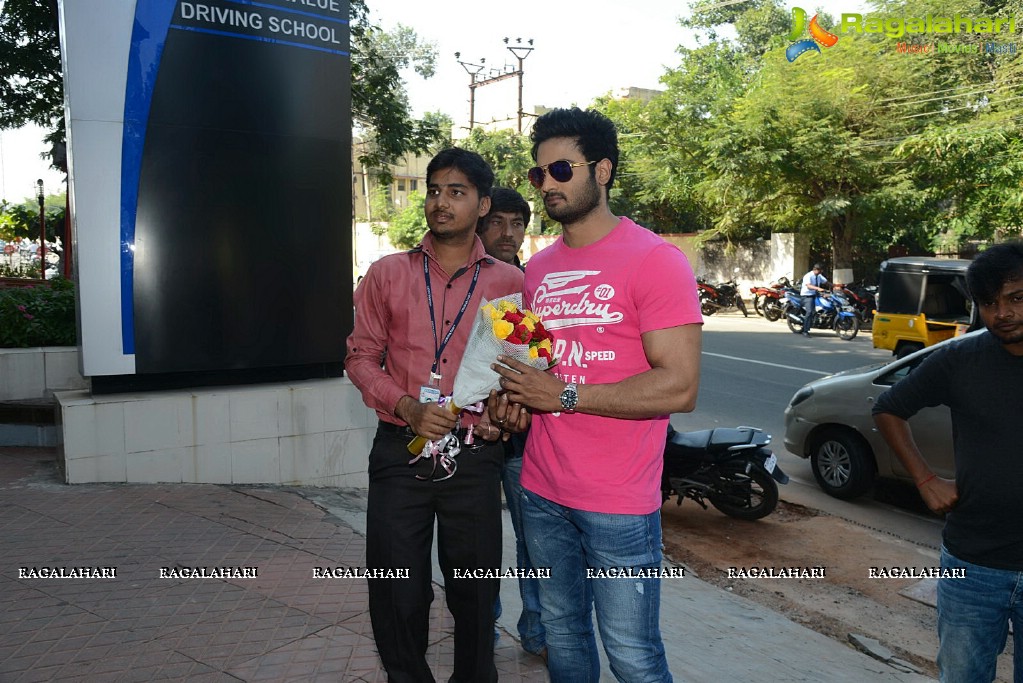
783;287;860;340
749;276;790;321
662;425;788;520
698;276;749;317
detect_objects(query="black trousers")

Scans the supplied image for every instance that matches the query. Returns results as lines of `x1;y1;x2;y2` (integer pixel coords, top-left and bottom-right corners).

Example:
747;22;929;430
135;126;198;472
366;423;503;683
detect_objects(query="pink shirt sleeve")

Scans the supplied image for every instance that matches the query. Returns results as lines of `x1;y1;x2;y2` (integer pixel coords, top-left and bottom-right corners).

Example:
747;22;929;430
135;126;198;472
631;243;702;334
345;262;408;420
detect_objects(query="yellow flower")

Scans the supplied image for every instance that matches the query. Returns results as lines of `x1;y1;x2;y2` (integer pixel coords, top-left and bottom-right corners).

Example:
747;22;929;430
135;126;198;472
493;319;514;339
529;346;539;359
523;311;540;324
522;317;536;332
538;338;553;354
497;300;518;313
482;303;501;320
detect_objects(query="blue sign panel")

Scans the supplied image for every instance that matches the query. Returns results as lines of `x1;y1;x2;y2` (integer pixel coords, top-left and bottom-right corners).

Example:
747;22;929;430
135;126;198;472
70;0;352;389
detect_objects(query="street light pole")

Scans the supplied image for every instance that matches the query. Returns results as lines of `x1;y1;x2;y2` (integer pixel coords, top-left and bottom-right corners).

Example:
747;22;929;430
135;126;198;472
454;52;485;131
36;179;46;280
504;38;534;134
456;39;534;133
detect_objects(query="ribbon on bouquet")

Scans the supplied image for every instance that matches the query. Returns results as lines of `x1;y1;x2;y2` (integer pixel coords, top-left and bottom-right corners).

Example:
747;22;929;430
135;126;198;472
406;399;485;481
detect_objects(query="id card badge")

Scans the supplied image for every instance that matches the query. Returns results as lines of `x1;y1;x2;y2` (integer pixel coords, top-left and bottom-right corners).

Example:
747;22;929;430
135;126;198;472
419;385;441;403
419;372;442;403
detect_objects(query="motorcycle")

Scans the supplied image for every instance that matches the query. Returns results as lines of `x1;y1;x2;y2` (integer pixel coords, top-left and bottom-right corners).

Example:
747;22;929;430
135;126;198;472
834;282;878;327
749;276;790;322
698;276;749;317
783;287;860;340
662;425;788;520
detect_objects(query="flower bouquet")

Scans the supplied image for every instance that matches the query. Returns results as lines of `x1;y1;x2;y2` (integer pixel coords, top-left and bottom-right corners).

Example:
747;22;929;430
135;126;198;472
407;293;557;456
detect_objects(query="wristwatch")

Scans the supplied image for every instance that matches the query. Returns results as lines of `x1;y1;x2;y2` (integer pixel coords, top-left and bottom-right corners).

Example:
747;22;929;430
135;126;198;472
559;382;579;413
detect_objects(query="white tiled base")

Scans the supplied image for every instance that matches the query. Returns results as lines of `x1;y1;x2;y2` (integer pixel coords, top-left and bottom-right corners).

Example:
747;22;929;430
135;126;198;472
0;347;89;400
56;377;376;487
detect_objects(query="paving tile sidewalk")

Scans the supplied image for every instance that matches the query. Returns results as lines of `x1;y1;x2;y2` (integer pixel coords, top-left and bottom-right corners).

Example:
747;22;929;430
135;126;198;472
0;447;933;682
0;448;546;682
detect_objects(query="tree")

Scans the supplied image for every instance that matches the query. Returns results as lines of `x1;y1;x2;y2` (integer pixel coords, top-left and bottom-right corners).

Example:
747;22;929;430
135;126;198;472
0;0;64;156
591;93;712;234
0;192;66;242
384;191;428;250
642;0;1019;270
695;35;945;268
459;128;556;232
888;0;1023;251
459;128;533;193
349;7;448;172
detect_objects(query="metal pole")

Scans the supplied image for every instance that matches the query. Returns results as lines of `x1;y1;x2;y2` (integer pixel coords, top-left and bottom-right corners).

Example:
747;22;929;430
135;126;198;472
516;59;524;134
63;193;72;279
36;179;46;280
505;42;534;134
455;54;485;132
469;83;476;131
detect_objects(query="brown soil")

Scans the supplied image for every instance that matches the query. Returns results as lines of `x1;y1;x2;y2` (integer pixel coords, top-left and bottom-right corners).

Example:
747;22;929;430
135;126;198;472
660;498;1013;681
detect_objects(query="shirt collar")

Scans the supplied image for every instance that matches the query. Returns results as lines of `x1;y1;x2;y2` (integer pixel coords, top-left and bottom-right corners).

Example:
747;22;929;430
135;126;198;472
413;232;496;266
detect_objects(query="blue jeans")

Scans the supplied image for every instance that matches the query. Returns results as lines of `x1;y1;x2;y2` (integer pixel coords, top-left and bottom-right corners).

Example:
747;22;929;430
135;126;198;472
937;546;1023;683
521;487;672;683
801;294;816;333
501;449;546;655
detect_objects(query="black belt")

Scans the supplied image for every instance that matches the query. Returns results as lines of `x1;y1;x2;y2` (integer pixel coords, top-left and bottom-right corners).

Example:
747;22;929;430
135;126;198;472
377;420;499;449
377;421;416;438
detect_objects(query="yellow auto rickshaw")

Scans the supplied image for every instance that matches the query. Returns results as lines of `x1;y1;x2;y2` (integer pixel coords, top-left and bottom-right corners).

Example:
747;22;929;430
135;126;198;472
871;256;975;358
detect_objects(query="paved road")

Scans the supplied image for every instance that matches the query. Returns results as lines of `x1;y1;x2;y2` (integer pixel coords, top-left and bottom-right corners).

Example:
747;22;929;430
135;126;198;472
676;312;944;551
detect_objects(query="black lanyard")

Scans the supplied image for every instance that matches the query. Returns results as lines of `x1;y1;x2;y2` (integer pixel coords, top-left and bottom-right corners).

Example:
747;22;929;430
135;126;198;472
424;256;481;375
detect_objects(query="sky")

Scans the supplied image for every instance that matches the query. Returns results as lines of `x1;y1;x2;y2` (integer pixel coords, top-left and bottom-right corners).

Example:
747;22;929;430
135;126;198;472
0;125;64;204
366;0;867;126
366;0;697;127
0;0;868;203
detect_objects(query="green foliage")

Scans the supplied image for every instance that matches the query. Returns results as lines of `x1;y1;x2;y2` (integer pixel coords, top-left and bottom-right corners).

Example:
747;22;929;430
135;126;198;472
459;128;551;232
591;95;711;234
350;4;449;172
0;0;62;132
0;0;65;158
0;193;66;241
366;185;395;234
385;191;428;250
460;128;534;194
608;0;1023;265
0;277;76;348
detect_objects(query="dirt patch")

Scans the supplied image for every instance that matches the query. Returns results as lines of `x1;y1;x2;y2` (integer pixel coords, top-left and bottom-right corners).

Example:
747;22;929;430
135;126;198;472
662;499;950;678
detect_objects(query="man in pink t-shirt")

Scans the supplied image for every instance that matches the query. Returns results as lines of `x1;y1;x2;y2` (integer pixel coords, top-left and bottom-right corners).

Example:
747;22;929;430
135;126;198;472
491;107;702;682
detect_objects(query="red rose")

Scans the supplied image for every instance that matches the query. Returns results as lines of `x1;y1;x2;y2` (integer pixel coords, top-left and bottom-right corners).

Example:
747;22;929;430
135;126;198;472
511;324;530;342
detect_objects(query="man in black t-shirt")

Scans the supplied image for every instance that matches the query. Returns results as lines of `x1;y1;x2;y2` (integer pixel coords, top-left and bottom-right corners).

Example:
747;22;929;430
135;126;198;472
873;241;1023;683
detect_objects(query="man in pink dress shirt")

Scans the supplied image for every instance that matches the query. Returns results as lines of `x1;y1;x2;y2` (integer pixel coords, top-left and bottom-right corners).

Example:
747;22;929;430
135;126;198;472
345;148;523;683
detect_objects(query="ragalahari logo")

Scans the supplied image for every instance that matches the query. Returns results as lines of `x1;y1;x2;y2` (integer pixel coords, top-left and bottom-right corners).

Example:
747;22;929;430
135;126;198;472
787;7;839;62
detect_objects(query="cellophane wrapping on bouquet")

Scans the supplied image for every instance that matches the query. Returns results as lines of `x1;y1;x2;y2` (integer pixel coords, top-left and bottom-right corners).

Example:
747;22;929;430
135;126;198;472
451;293;557;407
407;293;556;457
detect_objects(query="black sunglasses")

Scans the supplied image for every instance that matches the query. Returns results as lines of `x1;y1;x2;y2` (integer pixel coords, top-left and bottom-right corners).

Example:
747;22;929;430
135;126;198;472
527;160;596;189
